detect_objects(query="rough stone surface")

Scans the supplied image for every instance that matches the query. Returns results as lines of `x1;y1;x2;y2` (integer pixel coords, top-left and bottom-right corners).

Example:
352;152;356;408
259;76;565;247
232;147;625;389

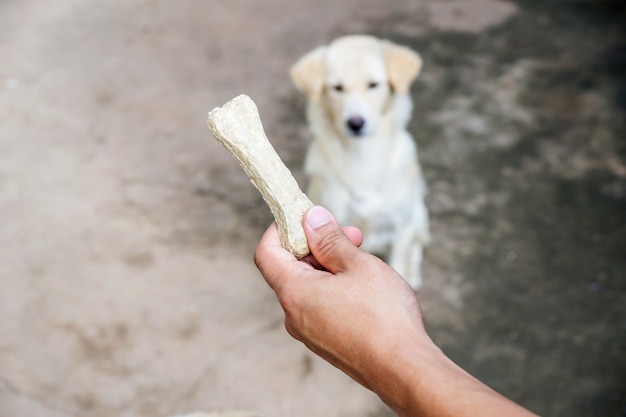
1;1;624;417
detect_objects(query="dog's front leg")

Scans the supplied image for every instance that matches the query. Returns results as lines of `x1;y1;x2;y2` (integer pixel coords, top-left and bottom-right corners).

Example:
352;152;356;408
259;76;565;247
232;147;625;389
389;233;423;291
389;201;430;291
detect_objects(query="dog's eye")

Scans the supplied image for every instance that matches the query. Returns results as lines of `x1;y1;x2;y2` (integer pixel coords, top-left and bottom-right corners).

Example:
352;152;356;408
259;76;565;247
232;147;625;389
368;81;379;89
332;84;344;93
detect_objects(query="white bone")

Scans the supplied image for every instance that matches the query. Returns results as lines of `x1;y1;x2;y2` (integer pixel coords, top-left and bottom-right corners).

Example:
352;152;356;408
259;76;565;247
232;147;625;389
207;95;313;258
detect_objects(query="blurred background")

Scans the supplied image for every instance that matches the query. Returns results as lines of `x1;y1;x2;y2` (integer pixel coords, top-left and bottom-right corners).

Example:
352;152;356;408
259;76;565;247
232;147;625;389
1;1;624;416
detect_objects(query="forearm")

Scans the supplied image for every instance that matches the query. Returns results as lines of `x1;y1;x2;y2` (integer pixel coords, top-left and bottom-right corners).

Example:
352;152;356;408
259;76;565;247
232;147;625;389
256;213;538;417
367;336;538;417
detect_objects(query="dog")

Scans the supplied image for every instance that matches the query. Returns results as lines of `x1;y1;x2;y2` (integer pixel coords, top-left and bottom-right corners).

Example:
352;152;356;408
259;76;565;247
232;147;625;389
290;34;430;290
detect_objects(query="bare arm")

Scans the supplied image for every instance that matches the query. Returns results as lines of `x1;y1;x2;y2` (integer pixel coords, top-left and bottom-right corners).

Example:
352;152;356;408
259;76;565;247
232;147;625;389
254;206;539;417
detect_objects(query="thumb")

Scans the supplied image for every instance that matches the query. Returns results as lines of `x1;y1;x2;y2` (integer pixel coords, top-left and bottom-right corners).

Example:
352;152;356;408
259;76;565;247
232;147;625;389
303;206;363;274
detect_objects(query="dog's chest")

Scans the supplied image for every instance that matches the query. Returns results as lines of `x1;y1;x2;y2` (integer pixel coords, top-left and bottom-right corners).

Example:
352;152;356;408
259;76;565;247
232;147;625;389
346;174;412;217
305;131;420;231
319;152;416;226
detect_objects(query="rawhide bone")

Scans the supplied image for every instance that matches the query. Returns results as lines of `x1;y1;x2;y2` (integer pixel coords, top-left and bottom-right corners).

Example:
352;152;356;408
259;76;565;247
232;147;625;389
207;94;314;258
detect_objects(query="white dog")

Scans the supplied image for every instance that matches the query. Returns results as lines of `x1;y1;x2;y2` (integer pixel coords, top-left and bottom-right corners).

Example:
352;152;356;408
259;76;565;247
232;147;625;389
290;35;430;290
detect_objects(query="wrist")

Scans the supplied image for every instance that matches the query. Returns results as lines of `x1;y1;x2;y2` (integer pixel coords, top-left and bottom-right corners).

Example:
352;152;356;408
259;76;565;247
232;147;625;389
360;327;440;414
369;333;538;417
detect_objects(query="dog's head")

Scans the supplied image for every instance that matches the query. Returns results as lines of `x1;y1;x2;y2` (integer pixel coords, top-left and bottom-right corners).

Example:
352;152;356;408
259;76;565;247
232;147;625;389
290;35;422;139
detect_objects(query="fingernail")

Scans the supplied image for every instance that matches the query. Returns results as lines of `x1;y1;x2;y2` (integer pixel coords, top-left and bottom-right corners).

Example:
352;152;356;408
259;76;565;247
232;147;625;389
306;206;334;229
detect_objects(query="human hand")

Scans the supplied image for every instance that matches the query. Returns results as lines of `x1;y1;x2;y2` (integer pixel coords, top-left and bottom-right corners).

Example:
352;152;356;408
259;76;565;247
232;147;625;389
255;206;540;417
254;206;428;392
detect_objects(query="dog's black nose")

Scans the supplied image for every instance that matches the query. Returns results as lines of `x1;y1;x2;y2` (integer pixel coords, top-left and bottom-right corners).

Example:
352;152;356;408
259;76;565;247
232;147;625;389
347;116;365;134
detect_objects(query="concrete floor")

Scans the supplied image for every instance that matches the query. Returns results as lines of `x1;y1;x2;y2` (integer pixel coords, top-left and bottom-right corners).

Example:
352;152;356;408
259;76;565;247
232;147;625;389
1;1;624;416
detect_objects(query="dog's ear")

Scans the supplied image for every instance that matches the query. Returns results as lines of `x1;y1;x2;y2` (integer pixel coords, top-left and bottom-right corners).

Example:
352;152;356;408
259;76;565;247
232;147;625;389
382;41;422;94
290;46;327;101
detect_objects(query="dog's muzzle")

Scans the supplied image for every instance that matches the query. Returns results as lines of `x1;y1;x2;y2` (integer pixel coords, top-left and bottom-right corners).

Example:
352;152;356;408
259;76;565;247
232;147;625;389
346;116;366;136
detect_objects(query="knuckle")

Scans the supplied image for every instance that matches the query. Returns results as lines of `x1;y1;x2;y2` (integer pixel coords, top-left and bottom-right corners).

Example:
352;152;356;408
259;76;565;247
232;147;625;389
253;248;262;269
276;283;303;318
277;291;297;315
253;243;269;272
284;319;302;341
